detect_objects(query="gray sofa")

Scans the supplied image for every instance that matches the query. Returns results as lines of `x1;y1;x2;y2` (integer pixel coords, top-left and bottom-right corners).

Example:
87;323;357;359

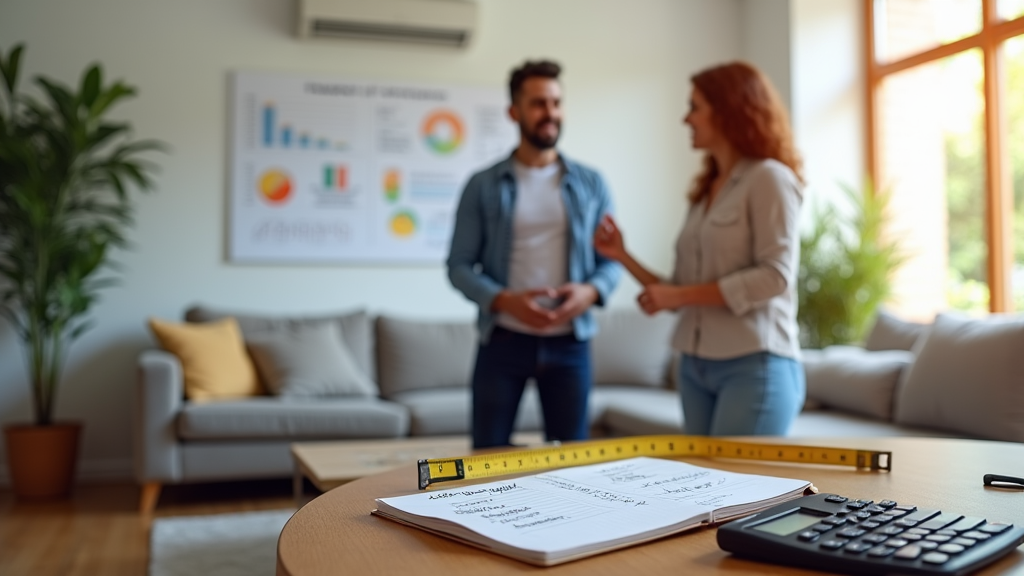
135;306;1024;512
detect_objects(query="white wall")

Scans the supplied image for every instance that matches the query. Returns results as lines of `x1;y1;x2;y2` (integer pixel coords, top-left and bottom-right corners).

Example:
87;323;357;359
739;0;793;112
790;0;865;218
0;0;744;482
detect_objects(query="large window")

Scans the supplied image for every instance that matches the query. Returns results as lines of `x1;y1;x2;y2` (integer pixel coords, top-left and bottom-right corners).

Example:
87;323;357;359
867;0;1024;319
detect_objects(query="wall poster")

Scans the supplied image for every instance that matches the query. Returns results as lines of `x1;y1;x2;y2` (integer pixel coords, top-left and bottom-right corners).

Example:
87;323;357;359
230;70;517;263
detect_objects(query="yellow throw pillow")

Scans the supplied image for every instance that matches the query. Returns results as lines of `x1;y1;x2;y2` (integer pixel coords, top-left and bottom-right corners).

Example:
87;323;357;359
148;317;263;401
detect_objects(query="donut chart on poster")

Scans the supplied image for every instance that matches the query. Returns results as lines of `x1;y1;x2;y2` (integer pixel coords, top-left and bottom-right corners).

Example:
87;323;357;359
230;71;517;263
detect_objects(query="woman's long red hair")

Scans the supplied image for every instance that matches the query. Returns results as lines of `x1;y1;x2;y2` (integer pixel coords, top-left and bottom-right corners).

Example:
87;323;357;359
688;61;803;205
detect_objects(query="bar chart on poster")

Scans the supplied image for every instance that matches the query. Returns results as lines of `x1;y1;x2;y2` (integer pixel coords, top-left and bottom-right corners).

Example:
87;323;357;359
229;71;517;263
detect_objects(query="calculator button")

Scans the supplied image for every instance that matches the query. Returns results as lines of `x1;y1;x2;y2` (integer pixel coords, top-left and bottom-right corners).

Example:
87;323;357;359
852;511;872;521
917;541;940;551
846;500;871;510
920;513;963;531
819;539;846;550
885;538;909;548
811;523;834;533
922;552;951;564
894;544;923;560
978;522;1013;534
844;542;872;554
925;534;952;543
904;509;941;523
836;528;866;539
825;495;848;503
906;528;932;535
862;534;889;544
947;517;985;533
871;515;893;525
937;543;966;555
895;505;917;512
951;537;976;547
867;545;896;557
878;526;904;536
894;519;919;528
859;521;881;530
936;529;958;536
901;533;923;541
798;531;819;542
865;505;887;515
962;530;992;541
822;517;848;526
877;500;898;509
882;509;907;519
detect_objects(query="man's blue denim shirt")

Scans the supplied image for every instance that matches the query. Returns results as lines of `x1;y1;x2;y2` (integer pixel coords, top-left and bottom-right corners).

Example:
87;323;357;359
446;153;622;343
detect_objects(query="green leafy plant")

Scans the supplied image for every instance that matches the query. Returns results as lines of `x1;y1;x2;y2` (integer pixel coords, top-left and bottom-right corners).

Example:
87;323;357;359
0;44;163;425
797;181;906;349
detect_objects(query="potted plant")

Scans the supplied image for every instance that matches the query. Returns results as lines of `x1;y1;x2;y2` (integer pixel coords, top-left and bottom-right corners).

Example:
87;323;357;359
797;181;906;349
0;44;162;498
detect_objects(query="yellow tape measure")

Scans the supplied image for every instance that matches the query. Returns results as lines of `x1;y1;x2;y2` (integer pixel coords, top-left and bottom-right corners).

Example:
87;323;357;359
418;435;891;489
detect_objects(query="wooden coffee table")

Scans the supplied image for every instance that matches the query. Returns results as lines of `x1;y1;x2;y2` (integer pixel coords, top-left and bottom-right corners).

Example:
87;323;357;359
278;436;1024;575
290;433;543;502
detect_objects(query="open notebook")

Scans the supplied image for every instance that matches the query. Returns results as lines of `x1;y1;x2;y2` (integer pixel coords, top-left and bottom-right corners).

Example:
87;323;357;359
373;456;812;566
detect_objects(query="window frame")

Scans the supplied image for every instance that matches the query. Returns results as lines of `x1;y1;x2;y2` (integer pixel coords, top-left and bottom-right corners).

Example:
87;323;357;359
865;0;1024;312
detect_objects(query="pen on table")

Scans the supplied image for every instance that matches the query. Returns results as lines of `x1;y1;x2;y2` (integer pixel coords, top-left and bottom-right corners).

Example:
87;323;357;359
983;474;1024;489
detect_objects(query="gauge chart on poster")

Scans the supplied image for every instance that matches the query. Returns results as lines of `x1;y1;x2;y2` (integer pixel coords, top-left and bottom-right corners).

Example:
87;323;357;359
230;70;517;263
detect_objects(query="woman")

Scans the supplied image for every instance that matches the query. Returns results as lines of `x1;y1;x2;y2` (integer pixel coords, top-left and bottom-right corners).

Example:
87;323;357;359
594;61;804;436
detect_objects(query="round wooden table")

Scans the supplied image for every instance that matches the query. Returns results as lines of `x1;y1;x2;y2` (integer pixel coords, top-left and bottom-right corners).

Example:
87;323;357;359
277;437;1024;575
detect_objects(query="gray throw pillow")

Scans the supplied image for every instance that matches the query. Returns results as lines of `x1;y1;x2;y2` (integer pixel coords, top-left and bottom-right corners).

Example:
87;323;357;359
185;305;375;381
247;321;378;397
893;312;1024;442
375;316;476;398
802;346;913;420
863;309;929;352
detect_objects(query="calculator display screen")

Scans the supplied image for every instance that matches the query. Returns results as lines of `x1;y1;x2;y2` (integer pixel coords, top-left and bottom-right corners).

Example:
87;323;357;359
751;511;822;536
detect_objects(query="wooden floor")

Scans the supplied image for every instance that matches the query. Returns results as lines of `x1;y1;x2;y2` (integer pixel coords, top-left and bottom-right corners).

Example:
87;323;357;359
0;479;296;576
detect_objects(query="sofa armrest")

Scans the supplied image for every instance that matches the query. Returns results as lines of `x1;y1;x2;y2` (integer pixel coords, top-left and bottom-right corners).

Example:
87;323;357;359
134;350;184;483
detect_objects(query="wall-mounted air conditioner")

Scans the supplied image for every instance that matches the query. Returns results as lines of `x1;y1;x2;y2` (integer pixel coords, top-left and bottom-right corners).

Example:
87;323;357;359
297;0;478;48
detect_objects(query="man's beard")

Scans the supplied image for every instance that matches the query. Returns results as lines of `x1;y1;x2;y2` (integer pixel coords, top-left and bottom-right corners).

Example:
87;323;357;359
521;119;561;150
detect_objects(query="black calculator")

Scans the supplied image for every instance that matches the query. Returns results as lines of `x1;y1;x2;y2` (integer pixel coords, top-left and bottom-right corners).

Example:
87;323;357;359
717;492;1024;575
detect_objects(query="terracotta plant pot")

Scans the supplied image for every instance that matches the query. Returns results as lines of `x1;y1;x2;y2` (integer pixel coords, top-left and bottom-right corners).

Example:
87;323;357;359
4;422;82;500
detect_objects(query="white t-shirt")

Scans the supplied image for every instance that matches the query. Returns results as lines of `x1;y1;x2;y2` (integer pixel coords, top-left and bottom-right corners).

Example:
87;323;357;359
496;160;572;336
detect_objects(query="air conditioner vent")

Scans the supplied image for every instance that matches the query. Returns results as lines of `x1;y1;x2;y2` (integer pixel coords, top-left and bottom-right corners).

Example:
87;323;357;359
298;0;477;48
311;20;469;46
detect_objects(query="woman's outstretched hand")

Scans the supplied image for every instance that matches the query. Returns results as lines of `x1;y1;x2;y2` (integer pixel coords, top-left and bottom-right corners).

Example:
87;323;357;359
593;214;627;261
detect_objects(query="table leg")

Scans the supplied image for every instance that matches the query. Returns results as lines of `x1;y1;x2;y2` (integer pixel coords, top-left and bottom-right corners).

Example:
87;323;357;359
293;465;304;507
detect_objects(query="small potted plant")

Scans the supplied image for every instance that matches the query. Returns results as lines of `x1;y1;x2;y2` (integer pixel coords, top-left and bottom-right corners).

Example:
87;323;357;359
0;44;162;498
797;181;907;349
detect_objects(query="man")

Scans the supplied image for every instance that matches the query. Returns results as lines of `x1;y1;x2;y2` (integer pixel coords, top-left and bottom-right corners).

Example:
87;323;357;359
447;60;622;448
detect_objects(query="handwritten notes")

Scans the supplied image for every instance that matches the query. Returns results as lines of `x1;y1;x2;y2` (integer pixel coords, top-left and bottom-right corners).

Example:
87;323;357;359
374;457;810;565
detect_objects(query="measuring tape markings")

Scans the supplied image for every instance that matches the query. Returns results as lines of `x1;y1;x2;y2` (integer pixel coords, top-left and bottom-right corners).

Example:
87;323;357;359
418;435;891;490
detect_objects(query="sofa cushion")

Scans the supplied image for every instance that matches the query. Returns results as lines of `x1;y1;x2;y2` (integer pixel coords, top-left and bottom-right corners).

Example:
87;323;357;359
177;397;409;440
894;313;1024;442
591;387;682;436
864;309;928;352
185;305;377;382
790;409;964;438
390;386;544;436
376;316;476;397
592;309;677;387
148;317;263;401
802;346;913;421
247;321;378;397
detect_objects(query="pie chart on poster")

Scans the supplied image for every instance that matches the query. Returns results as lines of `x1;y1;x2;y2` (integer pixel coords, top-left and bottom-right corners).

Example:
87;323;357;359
258;169;292;204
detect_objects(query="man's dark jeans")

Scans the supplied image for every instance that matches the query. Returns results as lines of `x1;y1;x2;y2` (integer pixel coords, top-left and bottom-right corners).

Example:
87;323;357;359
471;326;592;449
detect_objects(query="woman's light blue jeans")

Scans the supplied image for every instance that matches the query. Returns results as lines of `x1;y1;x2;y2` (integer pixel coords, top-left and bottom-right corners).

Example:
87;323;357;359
678;352;805;436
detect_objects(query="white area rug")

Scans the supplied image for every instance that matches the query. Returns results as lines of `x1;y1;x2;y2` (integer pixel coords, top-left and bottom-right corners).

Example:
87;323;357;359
149;509;295;576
